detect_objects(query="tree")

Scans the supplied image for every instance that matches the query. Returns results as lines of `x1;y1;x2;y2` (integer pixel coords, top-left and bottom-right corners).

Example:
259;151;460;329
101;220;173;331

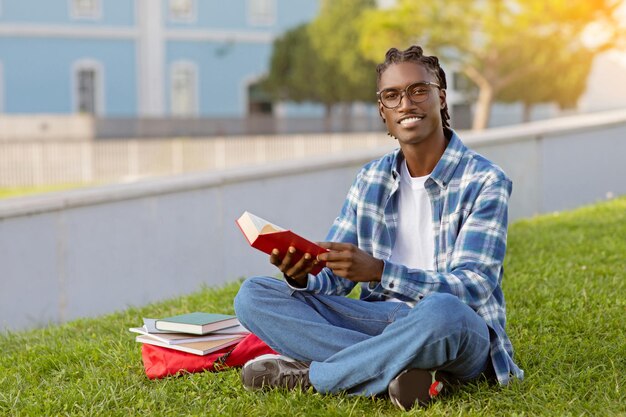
359;0;624;130
496;33;594;122
308;0;378;105
262;24;343;126
264;0;379;130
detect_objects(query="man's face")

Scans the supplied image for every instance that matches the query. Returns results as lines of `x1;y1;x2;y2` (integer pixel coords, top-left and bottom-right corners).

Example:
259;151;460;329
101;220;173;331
377;62;446;146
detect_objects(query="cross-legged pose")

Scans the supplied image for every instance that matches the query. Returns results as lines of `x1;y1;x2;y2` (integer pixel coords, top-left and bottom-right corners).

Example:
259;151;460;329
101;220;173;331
234;45;524;410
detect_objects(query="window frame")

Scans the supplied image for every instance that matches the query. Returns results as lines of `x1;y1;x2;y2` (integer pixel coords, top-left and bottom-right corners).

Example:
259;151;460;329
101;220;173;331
72;59;105;115
170;61;199;117
247;0;276;27
168;0;197;24
69;0;102;20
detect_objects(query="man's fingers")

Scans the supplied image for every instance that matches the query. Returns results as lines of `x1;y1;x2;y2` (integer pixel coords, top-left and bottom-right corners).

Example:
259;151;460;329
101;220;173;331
318;241;353;251
269;249;281;266
279;246;296;271
270;247;295;272
325;261;350;271
317;249;354;263
286;252;314;278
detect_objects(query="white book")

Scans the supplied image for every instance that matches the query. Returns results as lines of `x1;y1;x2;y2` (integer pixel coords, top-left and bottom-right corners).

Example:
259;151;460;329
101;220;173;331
128;326;245;345
135;334;244;356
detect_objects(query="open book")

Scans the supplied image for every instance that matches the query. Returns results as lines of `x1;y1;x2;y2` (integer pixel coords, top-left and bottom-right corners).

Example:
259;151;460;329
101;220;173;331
236;211;328;275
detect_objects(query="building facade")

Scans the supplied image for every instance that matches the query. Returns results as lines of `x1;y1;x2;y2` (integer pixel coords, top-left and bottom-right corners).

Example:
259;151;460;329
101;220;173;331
0;0;318;118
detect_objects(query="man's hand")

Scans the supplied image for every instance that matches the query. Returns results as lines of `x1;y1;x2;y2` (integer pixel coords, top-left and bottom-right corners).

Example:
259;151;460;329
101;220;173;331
317;242;383;282
269;246;317;286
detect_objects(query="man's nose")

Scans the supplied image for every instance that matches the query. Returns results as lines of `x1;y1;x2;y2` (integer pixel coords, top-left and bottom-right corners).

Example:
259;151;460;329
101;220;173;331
397;92;415;111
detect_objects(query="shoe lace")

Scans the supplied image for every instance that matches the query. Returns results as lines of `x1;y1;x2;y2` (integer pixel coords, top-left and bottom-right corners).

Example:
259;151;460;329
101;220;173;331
280;361;310;390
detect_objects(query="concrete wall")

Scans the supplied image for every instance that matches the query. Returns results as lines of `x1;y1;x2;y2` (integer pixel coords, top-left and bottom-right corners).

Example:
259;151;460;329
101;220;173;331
0;114;94;141
2;109;626;331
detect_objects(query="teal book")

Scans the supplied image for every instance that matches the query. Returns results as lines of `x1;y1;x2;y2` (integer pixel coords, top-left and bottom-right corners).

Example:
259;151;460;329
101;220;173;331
155;312;240;335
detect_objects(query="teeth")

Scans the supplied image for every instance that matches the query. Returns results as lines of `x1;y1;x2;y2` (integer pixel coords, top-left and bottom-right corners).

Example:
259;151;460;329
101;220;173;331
400;116;423;125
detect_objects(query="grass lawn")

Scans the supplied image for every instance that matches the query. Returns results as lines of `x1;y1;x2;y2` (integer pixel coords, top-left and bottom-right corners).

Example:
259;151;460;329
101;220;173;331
1;197;625;416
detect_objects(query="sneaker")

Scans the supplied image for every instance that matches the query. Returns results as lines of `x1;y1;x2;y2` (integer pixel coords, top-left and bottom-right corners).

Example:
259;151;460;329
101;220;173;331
241;354;312;391
388;369;447;410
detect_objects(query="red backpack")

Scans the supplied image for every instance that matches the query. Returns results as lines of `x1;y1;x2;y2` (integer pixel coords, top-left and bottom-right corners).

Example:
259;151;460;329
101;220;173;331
140;333;276;379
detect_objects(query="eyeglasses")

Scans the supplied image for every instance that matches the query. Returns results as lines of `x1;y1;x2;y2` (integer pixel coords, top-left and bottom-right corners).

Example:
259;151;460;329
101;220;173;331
377;81;441;109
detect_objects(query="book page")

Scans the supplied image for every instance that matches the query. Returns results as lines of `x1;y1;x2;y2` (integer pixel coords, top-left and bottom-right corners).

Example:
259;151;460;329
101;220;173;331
246;212;284;233
260;223;282;234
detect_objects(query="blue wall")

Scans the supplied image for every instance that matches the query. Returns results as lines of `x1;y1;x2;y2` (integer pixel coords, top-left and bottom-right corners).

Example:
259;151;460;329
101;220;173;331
166;41;272;115
0;0;319;117
276;0;319;31
0;38;137;115
164;0;318;32
0;0;135;26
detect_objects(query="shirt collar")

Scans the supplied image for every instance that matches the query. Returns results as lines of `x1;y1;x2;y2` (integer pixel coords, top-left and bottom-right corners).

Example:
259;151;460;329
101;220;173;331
429;130;466;189
391;130;467;189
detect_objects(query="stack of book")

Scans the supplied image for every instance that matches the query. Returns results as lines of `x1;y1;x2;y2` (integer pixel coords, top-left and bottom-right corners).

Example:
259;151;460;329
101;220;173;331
130;312;250;355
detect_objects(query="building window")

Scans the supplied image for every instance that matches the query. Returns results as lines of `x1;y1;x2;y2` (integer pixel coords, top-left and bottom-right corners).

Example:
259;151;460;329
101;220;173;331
170;62;198;116
77;68;97;113
70;0;101;19
169;0;196;23
247;80;273;115
248;0;276;26
73;61;103;115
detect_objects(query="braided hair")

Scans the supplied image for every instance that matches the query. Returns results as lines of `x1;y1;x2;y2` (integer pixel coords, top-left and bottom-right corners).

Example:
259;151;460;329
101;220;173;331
376;45;451;132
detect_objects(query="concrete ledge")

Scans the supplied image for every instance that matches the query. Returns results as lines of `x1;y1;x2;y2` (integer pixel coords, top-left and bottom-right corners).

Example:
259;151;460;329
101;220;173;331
0;145;394;219
462;107;626;146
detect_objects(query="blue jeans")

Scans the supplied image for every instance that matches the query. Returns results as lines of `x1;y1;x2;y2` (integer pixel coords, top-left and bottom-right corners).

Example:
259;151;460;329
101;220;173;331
234;276;491;396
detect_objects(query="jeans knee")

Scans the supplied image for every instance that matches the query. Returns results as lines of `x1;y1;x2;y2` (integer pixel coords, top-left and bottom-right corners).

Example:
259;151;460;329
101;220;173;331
234;276;266;322
414;292;469;332
423;292;462;309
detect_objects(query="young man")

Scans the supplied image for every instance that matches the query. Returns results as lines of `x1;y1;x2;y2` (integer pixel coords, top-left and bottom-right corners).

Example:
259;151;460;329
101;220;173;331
234;45;524;410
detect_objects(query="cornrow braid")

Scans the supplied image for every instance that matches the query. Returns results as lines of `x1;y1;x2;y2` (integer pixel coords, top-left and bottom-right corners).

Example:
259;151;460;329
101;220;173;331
376;45;451;132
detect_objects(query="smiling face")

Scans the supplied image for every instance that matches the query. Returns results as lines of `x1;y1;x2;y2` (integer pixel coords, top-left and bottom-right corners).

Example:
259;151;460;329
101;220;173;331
378;61;447;148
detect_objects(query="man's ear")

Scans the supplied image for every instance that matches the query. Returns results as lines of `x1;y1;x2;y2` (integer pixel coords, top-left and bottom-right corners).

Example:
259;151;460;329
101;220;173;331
439;88;447;110
378;101;386;123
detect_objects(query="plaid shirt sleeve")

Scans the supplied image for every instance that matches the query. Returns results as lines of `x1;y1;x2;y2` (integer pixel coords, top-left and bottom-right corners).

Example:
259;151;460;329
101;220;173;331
294;168;366;295
379;177;512;308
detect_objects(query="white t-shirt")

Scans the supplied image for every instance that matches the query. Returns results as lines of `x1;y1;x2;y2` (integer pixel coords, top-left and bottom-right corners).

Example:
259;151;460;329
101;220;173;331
387;159;435;301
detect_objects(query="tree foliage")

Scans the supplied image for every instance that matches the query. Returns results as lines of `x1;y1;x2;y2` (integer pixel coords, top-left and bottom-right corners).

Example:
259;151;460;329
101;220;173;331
359;0;625;129
263;0;378;120
496;33;594;121
308;0;378;103
263;24;338;109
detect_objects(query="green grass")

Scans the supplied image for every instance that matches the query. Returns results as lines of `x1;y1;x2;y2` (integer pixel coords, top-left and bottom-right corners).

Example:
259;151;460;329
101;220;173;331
0;184;88;199
1;198;625;416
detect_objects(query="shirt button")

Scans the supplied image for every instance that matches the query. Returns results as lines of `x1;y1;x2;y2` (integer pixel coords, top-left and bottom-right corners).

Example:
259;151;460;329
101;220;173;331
389;283;395;288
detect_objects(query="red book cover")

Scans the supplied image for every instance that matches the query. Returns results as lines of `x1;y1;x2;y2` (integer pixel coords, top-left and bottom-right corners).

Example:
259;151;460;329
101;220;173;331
236;212;328;275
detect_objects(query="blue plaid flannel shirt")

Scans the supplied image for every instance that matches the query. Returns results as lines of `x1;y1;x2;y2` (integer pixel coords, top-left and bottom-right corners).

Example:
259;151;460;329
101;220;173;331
299;131;524;385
